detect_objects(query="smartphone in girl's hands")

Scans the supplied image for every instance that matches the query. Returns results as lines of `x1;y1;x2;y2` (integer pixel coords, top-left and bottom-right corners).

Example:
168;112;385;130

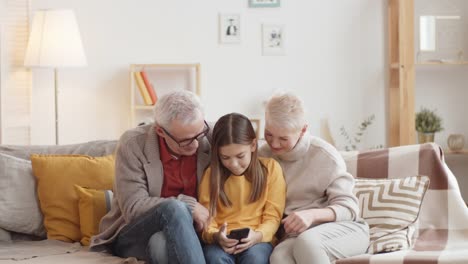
227;228;250;241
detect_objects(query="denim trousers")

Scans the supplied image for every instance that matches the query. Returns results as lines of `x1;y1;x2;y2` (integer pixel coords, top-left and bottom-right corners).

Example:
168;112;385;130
204;242;273;264
112;199;205;264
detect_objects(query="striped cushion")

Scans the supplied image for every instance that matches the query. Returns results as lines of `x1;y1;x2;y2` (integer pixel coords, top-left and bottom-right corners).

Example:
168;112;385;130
353;175;430;254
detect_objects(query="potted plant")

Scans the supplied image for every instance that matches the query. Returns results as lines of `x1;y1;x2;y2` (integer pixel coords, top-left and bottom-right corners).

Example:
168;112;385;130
339;114;384;151
415;107;443;143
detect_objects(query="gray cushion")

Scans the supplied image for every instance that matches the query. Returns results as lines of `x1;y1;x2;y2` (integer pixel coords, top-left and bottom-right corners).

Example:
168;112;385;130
0;153;45;236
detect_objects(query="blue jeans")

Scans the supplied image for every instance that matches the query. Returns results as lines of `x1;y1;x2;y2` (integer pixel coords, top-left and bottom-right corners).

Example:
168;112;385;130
204;243;272;264
112;200;205;264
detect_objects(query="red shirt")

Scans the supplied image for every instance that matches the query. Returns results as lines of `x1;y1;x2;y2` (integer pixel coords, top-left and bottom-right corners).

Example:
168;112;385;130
158;136;197;199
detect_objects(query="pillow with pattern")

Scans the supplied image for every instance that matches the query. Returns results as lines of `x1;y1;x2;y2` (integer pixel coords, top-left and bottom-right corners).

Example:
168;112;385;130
353;175;430;254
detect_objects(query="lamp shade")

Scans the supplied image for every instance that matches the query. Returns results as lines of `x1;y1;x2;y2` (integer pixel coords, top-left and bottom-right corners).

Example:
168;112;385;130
24;9;87;68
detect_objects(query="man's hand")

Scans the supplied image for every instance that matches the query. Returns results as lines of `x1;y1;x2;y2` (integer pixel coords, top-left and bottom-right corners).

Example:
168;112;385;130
233;230;263;254
192;202;209;232
215;223;239;254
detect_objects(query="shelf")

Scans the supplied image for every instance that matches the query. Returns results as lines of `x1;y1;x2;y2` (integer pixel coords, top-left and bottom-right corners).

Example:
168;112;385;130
134;105;154;110
131;63;199;69
416;61;468;65
129;63;201;128
387;0;416;147
445;149;468;155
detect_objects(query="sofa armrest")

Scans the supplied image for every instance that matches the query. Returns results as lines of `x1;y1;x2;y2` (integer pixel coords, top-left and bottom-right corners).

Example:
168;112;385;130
342;142;468;231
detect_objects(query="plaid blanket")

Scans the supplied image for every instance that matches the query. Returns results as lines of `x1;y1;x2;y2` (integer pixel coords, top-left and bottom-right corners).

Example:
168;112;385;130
337;143;468;264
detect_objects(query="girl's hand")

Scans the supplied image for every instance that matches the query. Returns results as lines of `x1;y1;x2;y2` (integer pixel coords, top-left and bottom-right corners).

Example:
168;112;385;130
215;223;239;254
233;229;263;254
282;210;315;234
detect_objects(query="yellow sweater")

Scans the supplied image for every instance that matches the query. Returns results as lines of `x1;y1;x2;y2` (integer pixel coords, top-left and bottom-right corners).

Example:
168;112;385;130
199;157;286;244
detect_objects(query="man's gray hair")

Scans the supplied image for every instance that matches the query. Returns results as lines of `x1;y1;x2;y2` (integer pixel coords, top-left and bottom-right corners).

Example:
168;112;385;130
153;90;204;128
265;92;307;131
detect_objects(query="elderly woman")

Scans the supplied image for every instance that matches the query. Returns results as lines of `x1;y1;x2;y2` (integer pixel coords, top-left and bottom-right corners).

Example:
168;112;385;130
259;92;369;264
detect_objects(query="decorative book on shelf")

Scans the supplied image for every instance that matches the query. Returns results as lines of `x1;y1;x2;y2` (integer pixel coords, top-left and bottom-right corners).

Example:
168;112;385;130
133;71;153;105
141;70;158;105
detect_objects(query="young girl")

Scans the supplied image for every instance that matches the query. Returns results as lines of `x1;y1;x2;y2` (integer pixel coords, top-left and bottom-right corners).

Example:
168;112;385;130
198;113;286;264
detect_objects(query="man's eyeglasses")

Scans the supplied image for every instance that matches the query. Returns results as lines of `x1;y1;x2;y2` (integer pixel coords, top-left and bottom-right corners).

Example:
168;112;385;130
161;120;209;147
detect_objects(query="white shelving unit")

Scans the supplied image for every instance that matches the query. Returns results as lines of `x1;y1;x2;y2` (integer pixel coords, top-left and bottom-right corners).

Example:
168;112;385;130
129;63;200;128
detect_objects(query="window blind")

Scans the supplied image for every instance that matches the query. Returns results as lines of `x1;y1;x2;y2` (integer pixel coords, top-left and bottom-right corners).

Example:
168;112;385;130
0;0;31;144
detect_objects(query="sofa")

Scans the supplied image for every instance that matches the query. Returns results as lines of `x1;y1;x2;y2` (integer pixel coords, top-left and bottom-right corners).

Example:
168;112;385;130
0;140;142;264
0;140;467;264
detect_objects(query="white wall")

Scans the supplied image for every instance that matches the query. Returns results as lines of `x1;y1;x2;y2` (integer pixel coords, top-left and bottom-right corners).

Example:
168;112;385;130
30;0;388;150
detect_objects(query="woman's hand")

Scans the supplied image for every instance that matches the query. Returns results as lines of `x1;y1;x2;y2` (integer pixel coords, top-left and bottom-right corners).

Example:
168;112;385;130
282;210;315;234
282;208;336;235
214;223;239;254
232;230;263;254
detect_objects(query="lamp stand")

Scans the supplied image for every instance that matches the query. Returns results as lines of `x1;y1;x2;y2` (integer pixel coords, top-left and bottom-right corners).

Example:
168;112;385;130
54;68;59;145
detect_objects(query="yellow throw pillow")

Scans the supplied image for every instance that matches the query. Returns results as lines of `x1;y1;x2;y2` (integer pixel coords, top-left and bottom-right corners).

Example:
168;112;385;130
31;154;115;242
74;185;113;246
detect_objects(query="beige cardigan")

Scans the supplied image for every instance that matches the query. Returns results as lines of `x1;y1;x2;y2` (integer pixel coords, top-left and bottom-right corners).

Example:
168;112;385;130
90;124;211;251
259;134;359;222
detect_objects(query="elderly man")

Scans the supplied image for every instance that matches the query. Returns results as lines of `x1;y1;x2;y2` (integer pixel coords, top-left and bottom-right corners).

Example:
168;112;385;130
90;90;211;264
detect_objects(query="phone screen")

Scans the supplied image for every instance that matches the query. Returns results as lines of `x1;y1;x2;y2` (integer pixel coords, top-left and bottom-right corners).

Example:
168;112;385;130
227;228;250;241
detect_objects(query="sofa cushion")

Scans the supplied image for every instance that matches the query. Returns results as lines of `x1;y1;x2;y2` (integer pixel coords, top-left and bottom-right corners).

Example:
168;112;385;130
0;153;45;237
0;228;11;242
31;154;115;242
0;239;139;263
74;185;113;246
353;175;430;254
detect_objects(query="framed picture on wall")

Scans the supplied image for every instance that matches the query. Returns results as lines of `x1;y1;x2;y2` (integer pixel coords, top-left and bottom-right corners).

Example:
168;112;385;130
262;24;285;56
219;13;241;44
249;0;280;8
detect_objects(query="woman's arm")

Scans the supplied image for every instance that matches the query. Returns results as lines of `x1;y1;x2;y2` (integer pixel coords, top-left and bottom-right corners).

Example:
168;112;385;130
283;152;358;234
282;207;335;234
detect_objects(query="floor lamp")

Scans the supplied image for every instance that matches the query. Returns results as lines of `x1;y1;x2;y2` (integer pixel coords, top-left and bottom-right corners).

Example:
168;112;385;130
24;9;87;145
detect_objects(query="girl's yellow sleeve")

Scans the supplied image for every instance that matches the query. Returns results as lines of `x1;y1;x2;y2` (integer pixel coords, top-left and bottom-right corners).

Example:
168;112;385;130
255;159;286;242
198;167;219;244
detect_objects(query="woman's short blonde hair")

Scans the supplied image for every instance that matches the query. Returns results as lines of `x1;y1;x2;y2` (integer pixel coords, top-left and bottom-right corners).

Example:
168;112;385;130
265;92;307;131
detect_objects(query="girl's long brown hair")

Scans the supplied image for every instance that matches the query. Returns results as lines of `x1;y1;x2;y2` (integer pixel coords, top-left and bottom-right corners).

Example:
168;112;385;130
208;113;267;217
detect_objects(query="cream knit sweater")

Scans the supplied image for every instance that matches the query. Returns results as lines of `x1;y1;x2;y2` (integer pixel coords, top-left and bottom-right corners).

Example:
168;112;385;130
259;134;359;222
